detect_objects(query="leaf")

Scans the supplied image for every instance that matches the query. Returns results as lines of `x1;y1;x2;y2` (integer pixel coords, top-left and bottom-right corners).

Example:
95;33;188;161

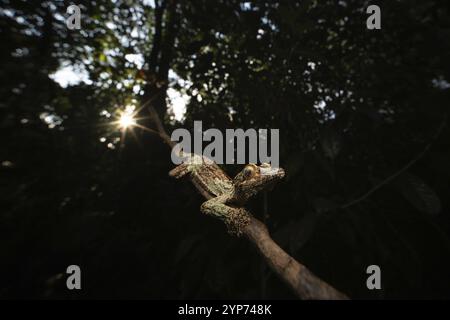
98;52;107;63
394;173;441;215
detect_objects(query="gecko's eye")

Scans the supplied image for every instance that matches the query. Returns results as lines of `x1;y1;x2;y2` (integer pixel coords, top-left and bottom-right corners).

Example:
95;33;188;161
243;164;257;178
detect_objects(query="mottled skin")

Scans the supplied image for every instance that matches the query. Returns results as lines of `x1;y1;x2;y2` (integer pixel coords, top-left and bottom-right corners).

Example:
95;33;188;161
169;153;285;235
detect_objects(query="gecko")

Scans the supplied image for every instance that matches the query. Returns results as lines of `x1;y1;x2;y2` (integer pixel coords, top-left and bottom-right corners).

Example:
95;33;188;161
169;153;285;236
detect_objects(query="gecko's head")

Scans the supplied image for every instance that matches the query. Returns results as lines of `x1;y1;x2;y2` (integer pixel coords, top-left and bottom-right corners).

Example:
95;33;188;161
233;163;285;199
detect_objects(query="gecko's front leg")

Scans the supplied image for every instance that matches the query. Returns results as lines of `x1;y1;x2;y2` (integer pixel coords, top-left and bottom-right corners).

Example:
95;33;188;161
200;195;251;236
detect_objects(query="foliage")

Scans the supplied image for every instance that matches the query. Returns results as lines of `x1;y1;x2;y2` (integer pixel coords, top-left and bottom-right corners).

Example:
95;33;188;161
1;0;450;299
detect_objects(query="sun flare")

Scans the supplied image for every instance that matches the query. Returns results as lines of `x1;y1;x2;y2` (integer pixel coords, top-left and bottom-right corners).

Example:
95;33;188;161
119;113;136;129
117;106;137;130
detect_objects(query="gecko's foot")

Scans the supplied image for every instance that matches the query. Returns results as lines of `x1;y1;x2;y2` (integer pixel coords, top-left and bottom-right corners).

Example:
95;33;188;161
200;197;251;237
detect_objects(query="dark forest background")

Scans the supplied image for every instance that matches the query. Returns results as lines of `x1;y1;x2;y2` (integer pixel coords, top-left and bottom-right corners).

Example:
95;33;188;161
1;0;450;299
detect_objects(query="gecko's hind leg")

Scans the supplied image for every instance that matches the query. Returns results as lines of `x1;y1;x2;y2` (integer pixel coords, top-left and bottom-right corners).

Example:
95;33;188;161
169;163;190;179
200;196;251;236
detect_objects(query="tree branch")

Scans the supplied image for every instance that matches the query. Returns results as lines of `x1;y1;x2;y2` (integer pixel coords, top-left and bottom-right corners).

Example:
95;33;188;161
147;0;166;74
145;104;349;300
245;216;349;300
